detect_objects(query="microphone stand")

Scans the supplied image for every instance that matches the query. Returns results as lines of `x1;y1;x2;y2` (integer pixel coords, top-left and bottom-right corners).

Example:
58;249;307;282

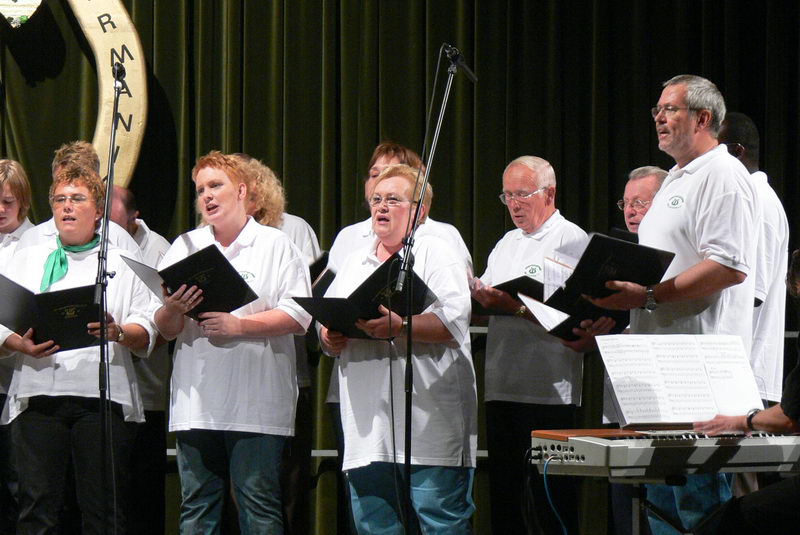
94;61;126;535
395;43;475;532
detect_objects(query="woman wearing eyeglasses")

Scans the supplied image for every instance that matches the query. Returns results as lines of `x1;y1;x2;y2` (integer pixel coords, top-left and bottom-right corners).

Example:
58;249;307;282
0;164;159;534
320;164;477;534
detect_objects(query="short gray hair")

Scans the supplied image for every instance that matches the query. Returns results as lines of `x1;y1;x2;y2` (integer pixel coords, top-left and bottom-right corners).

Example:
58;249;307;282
628;166;667;184
663;74;726;136
504;156;556;188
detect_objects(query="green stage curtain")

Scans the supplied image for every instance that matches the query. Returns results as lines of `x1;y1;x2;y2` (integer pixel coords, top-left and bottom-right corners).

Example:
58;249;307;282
2;1;800;533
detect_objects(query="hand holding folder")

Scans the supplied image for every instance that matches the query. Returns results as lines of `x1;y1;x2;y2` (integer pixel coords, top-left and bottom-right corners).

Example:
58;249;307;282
122;245;258;320
520;233;674;341
294;253;437;339
470;276;544;316
0;275;100;352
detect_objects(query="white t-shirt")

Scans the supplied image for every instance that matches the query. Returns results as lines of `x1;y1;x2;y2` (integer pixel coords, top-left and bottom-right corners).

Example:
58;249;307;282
279;213;321;389
327;217;471;273
0;218;35;394
749;171;789;401
480;210;588;405
16;218;140;255
162;218;311;436
131;219;172;411
325;216;472;403
633;145;760;351
0;218;33;269
0;242;159;423
327;235;477;471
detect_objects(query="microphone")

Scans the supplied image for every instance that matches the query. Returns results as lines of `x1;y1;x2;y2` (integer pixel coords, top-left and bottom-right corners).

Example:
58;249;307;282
443;43;477;83
112;62;126;82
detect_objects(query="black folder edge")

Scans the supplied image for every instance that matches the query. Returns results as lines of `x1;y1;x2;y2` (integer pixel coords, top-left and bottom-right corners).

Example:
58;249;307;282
309;251;329;283
560;232;675;301
295;253;437;339
122;245;258;320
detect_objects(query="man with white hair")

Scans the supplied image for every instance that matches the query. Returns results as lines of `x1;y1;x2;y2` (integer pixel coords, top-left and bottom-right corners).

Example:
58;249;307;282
472;155;588;534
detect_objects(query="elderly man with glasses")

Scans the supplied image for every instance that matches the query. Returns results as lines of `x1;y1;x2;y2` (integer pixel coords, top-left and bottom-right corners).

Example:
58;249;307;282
587;75;760;535
471;155;588;534
617;166;667;234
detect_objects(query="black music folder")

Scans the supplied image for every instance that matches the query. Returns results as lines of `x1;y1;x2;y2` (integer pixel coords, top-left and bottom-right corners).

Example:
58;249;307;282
471;276;544;316
309;252;335;298
521;233;675;341
0;275;99;351
309;251;329;283
294;253;437;339
122;245;258;320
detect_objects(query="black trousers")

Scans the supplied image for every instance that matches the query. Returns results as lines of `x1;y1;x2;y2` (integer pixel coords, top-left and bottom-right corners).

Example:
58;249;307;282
128;410;166;535
11;396;135;535
486;400;580;535
280;387;312;535
709;474;800;534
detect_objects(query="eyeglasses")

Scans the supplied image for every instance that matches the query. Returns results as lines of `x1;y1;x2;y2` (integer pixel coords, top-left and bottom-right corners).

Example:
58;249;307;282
499;187;547;205
50;194;89;206
616;199;651;212
650;105;699;118
368;194;414;208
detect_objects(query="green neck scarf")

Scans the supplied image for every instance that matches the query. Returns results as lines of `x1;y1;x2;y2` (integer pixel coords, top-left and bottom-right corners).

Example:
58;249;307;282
40;234;100;292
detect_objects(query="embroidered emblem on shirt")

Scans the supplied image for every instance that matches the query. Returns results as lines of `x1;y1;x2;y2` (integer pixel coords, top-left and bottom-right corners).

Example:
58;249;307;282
667;195;685;208
239;271;256;282
524;264;542;277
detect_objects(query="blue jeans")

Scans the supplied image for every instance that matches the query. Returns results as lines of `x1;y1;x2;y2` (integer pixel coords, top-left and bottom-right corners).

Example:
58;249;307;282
646;473;732;534
347;462;475;535
176;429;287;535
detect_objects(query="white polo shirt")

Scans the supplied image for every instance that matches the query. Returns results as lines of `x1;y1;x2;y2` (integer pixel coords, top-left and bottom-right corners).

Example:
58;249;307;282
480;210;588;405
0;217;33;269
325;216;472;403
0;242;159;423
0;218;36;394
749;171;789;401
279;212;321;389
162;218;311;436
633;145;760;352
130;219;172;411
16;218;140;255
327;235;477;470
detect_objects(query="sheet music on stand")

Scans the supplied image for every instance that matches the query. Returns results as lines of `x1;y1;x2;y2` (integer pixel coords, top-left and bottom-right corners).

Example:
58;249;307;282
596;334;764;430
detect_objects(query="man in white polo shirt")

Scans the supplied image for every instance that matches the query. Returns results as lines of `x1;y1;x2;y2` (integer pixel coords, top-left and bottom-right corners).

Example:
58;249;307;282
109;185;171;535
472;155;588;534
588;75;760;535
718;112;788;406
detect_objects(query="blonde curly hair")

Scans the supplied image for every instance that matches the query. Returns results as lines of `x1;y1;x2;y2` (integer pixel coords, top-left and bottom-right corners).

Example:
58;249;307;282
230;153;285;228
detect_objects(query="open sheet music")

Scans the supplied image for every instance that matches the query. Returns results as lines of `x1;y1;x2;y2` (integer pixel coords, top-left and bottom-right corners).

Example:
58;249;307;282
596;334;764;429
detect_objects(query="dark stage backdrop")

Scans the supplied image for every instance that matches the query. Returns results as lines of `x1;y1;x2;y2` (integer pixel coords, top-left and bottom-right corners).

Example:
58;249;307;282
2;1;799;533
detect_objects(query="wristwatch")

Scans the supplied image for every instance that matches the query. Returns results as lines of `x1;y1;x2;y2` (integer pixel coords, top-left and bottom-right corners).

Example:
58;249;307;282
644;285;659;311
515;305;528;318
116;324;126;343
746;408;762;430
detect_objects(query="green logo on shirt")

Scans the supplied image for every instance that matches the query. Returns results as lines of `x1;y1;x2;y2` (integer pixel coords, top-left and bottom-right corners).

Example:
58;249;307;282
525;264;542;277
667;195;685;208
239;271;256;282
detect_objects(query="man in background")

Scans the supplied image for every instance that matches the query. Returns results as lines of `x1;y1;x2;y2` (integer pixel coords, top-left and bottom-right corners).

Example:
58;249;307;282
110;185;171;535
